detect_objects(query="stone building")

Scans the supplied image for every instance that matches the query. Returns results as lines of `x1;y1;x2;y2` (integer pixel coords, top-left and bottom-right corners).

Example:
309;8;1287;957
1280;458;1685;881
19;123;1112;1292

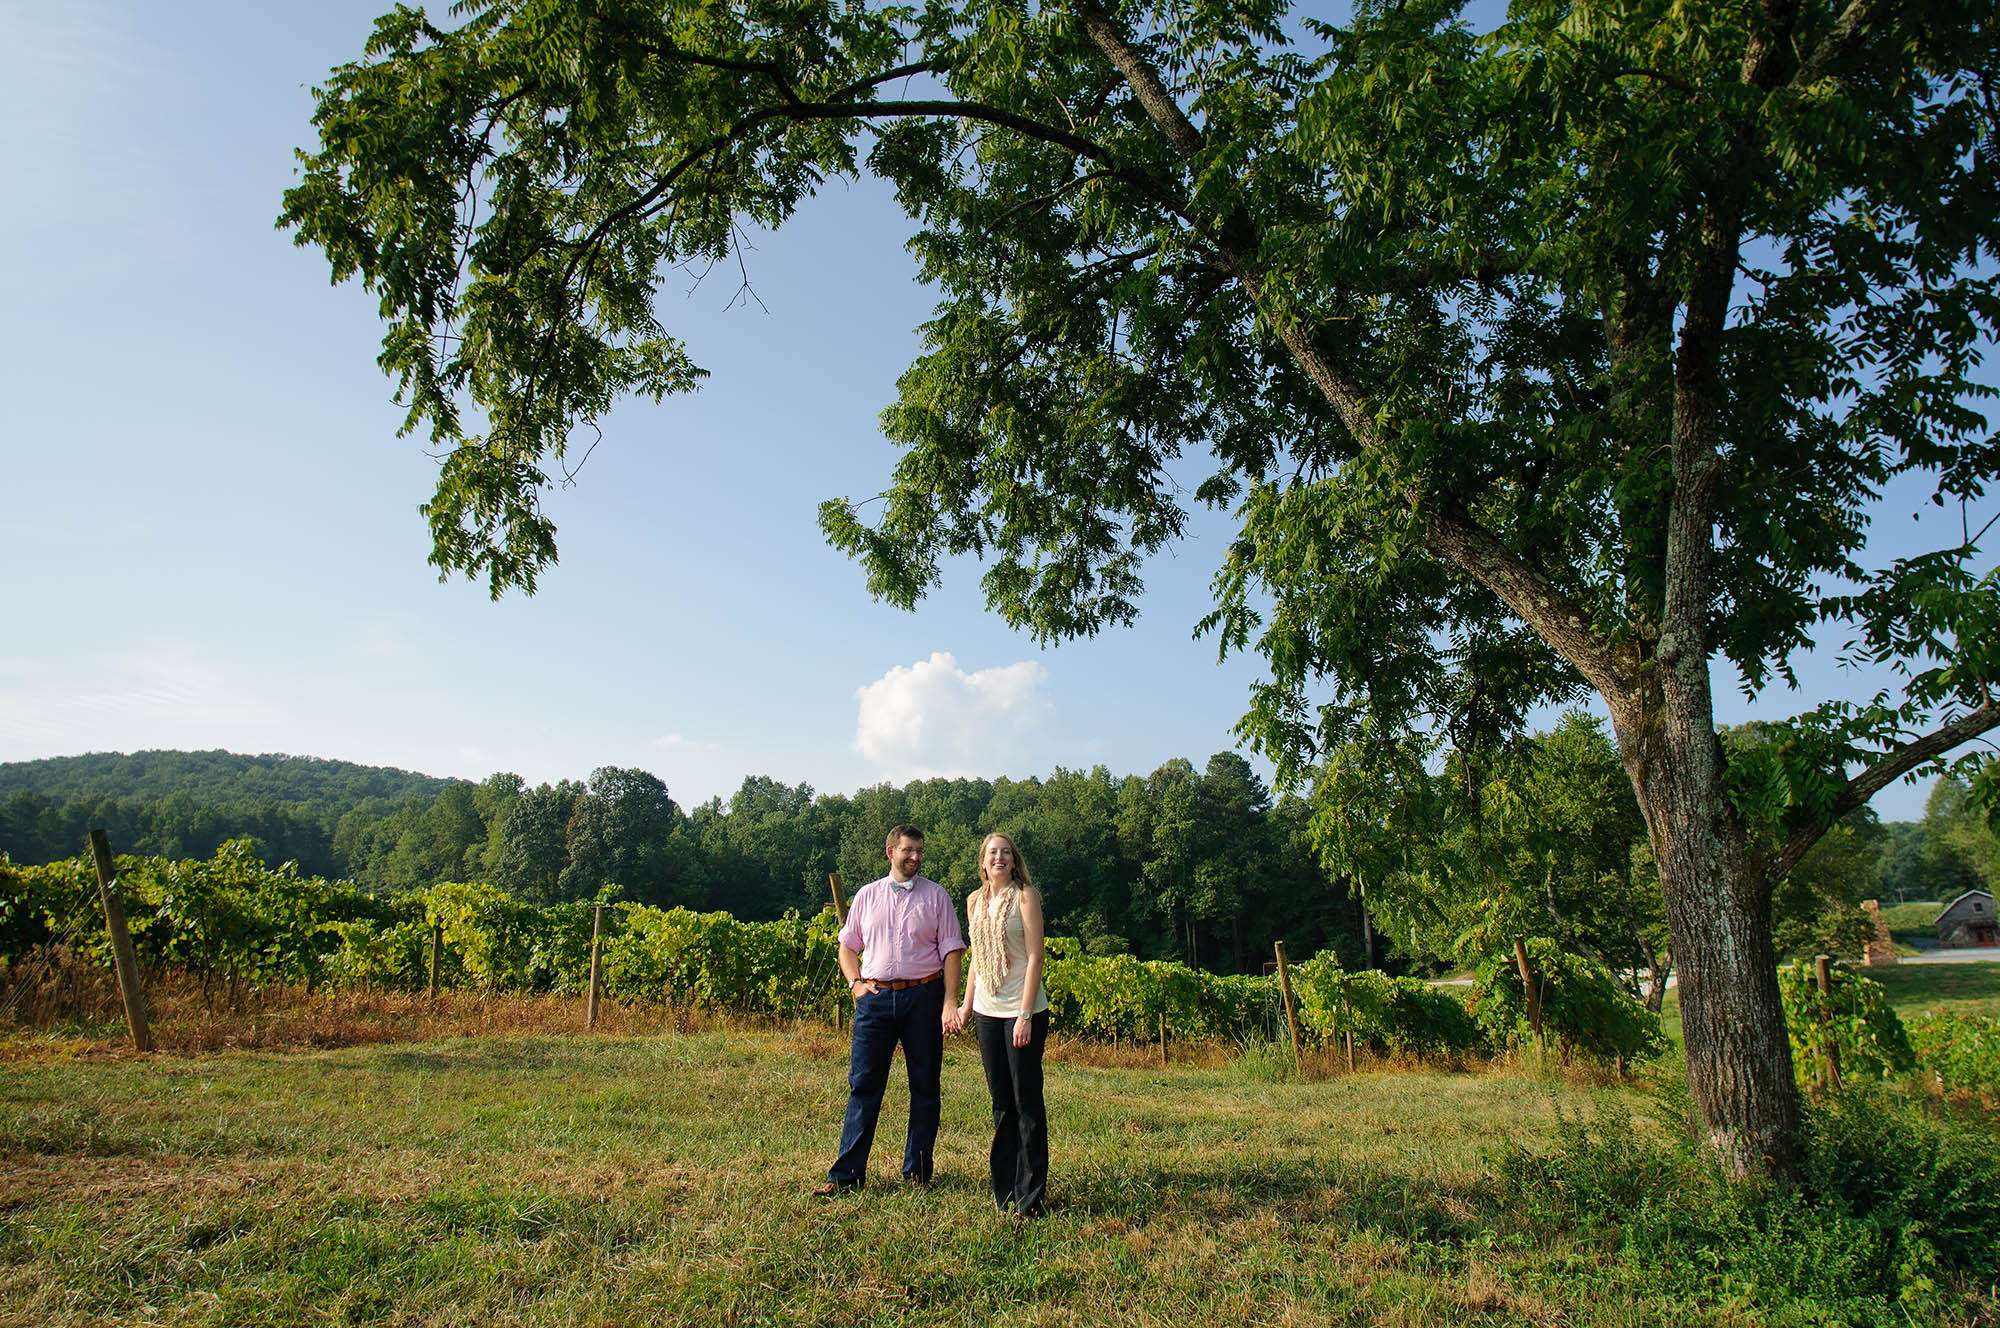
1935;889;1997;948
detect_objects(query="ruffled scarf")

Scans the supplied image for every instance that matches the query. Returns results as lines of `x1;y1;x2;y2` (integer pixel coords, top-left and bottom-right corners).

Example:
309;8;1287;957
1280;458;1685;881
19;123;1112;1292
970;885;1019;995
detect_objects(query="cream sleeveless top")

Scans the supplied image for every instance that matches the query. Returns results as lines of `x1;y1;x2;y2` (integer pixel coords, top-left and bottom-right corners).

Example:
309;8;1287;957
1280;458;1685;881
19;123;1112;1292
968;887;1050;1019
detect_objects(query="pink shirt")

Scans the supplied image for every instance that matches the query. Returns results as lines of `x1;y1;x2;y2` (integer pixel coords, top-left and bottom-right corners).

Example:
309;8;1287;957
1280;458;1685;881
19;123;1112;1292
838;875;966;980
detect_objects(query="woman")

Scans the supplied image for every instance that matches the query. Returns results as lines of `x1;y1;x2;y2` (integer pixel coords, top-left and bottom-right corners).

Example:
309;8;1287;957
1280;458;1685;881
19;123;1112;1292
956;831;1050;1218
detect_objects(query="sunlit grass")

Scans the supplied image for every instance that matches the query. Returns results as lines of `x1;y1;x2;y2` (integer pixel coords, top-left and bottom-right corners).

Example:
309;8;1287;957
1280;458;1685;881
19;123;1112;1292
1857;961;2000;1020
3;1023;1990;1328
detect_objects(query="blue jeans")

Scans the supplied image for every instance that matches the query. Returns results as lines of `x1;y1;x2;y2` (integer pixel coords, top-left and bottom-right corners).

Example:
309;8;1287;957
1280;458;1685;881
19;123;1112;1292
828;979;944;1186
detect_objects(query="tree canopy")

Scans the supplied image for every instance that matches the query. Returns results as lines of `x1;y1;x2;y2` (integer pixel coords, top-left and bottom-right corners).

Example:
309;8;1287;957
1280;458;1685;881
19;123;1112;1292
283;0;1999;1176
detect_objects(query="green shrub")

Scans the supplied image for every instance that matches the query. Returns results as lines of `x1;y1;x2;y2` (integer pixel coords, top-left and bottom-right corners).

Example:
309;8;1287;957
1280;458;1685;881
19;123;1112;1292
423;881;580;992
6;844;1527;1062
1497;1088;2000;1321
1875;901;1944;935
1288;956;1488;1057
1042;940;1276;1043
325;894;431;990
1797;1088;2000;1298
0;855;93;963
1779;962;1915;1089
1905;1012;2000;1094
8;842;381;991
1467;939;1667;1064
601;904;844;1018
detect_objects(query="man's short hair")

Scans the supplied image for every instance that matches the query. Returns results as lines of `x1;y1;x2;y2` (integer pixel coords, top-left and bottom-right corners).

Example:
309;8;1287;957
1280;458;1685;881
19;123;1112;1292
886;824;925;849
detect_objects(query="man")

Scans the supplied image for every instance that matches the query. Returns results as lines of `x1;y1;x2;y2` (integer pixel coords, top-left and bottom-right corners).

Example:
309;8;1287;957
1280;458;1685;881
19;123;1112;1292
815;824;965;1194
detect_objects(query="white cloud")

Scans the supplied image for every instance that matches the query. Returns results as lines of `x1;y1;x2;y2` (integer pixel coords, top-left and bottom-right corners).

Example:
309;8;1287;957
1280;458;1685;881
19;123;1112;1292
854;652;1052;781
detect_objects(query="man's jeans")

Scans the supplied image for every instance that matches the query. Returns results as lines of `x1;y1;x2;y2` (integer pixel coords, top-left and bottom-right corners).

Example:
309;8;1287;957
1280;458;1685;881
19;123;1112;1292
828;978;944;1186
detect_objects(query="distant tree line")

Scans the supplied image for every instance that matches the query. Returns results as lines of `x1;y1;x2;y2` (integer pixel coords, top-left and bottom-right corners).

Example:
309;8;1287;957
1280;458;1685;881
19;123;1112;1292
4;732;1993;976
0;750;1362;972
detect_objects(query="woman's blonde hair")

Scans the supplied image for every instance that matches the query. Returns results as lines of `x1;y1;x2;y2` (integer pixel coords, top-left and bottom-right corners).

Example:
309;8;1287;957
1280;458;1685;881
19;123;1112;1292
979;832;1035;892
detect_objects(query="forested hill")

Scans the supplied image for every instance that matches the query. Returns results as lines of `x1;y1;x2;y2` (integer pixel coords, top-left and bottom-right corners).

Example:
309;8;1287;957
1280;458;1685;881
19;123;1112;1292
0;748;1366;975
0;750;449;806
4;738;1988;977
0;750;456;895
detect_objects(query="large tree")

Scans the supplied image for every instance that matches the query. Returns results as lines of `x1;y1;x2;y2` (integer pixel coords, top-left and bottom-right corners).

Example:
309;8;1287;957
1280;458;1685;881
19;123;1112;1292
284;0;1999;1175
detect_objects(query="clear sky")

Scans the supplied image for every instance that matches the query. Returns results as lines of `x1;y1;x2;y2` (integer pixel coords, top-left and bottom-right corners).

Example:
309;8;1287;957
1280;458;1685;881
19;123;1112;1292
0;0;1986;822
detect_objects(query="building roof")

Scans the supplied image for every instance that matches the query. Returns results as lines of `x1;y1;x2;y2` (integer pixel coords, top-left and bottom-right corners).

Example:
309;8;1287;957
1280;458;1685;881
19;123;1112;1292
1935;889;1995;926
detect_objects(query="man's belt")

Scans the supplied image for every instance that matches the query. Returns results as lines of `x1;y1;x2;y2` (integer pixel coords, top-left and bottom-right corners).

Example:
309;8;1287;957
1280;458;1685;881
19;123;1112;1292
863;972;942;991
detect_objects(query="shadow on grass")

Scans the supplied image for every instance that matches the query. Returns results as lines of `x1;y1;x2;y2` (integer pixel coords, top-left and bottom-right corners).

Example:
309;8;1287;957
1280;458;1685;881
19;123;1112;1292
1056;1153;1506;1243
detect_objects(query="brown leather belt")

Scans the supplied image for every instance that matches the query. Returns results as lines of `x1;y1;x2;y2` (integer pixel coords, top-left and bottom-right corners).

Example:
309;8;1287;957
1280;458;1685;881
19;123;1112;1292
864;973;942;991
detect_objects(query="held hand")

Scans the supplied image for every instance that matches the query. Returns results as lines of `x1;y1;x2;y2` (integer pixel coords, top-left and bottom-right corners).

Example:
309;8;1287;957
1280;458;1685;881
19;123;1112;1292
1013;1014;1032;1048
941;1007;962;1035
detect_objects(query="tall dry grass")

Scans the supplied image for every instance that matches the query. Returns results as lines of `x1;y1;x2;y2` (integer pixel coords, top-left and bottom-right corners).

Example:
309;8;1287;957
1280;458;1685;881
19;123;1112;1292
0;947;740;1056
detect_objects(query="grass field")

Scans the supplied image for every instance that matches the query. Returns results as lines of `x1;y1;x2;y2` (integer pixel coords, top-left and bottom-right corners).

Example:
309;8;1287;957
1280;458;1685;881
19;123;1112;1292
1860;961;2000;1021
1658;955;2000;1032
1877;902;1945;935
3;1017;1994;1328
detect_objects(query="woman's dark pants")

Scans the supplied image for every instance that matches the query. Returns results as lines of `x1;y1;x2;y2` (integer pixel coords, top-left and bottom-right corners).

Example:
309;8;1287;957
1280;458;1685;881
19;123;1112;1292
828;979;944;1187
975;1009;1049;1215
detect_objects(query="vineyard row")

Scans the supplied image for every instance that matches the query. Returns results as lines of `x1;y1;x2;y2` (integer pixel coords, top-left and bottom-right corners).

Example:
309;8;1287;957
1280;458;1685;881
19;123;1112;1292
5;842;1993;1088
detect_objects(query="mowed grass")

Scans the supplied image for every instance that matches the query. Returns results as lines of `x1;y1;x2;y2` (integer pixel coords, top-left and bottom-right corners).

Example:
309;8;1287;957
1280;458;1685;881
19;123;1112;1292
5;1022;1991;1328
1658;954;2000;1032
1861;960;2000;1020
2;1031;1612;1328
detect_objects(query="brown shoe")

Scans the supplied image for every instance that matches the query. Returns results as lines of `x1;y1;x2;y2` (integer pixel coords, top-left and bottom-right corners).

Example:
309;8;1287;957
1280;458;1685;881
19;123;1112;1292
812;1180;859;1197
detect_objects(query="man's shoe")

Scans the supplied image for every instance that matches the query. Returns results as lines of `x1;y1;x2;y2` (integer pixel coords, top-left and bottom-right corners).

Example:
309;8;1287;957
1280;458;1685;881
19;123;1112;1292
812;1180;859;1197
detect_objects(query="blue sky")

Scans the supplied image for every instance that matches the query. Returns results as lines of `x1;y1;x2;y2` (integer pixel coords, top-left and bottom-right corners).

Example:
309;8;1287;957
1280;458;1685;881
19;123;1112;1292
0;0;1985;822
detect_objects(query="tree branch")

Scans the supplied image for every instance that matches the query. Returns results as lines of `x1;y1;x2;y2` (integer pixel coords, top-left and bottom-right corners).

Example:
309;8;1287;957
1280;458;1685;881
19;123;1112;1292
1740;0;1803;89
1075;0;1631;705
633;41;809;107
984;168;1118;235
1773;702;2000;878
1794;0;1871;87
553;92;1175;329
1361;251;1530;296
1424;502;1642;699
1076;2;1204;159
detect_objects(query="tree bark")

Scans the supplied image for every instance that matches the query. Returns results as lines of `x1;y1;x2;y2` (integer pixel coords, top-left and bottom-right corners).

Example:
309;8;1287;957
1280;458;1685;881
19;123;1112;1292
1611;677;1799;1179
1645;949;1672;1015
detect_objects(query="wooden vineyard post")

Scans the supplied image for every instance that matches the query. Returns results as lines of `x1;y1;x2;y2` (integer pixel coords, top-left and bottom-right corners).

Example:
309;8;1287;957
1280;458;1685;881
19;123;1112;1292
1815;955;1843;1092
1514;939;1544;1055
828;874;848;1031
587;906;606;1029
1160;1013;1168;1067
87;830;152;1053
1274;941;1304;1078
1341;973;1356;1073
427;920;443;999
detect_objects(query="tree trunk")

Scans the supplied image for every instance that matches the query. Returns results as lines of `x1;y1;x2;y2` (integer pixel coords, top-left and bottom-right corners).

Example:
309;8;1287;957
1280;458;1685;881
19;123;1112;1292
1613;685;1799;1180
1645;950;1672;1014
